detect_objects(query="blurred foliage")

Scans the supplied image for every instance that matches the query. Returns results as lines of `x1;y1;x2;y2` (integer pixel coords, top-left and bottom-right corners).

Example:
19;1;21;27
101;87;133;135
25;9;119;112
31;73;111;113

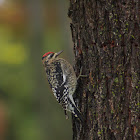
0;27;26;64
0;0;73;140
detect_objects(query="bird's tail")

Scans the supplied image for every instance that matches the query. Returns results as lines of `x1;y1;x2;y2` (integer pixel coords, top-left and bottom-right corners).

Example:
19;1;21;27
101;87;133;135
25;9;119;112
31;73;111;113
73;104;84;123
68;96;84;123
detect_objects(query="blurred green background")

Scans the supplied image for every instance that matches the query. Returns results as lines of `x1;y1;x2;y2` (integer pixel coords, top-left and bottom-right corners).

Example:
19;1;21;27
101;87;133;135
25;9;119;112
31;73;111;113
0;0;74;140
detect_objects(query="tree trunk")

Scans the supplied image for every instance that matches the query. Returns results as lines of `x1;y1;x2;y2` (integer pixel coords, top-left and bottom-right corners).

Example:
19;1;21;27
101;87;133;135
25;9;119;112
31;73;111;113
68;0;140;140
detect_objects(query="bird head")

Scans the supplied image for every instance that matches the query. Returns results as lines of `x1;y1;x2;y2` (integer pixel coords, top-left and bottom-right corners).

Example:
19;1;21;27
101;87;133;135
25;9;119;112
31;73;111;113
42;50;63;65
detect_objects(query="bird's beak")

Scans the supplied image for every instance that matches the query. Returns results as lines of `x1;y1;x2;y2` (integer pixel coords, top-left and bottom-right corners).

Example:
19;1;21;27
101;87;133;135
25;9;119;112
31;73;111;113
56;50;63;57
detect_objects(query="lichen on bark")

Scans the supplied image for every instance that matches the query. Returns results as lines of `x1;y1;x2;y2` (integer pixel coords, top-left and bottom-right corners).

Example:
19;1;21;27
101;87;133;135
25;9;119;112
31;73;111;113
68;0;140;140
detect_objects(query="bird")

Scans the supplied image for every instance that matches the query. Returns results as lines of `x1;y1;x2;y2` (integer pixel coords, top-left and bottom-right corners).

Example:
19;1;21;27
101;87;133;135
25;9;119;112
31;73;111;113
42;50;83;122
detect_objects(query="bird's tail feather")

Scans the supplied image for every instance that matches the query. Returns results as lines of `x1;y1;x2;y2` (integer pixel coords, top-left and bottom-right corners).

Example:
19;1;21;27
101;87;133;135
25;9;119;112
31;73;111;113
73;105;84;123
68;97;84;123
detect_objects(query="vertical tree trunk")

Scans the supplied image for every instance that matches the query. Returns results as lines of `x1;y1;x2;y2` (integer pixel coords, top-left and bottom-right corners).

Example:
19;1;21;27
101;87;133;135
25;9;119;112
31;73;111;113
68;0;140;139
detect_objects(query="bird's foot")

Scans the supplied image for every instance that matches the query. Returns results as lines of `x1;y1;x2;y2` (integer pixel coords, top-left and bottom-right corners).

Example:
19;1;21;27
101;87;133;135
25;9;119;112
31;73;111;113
77;67;88;81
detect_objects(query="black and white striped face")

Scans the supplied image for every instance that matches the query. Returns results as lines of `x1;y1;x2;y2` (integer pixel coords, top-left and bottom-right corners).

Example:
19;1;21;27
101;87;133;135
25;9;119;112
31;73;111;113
42;52;55;65
42;50;63;65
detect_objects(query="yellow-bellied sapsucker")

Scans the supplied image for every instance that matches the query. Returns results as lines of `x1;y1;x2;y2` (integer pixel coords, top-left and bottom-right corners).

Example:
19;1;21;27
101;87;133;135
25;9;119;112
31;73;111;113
42;50;83;122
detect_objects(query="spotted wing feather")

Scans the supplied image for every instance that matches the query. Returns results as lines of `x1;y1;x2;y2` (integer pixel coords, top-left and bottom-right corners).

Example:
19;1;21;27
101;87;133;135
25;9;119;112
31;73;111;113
45;61;68;102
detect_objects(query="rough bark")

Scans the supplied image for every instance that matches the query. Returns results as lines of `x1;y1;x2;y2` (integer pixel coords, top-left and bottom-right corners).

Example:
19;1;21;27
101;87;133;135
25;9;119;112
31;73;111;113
68;0;140;140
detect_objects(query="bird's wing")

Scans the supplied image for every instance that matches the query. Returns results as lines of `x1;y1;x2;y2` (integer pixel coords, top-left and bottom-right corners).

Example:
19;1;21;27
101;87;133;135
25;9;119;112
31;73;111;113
46;61;68;102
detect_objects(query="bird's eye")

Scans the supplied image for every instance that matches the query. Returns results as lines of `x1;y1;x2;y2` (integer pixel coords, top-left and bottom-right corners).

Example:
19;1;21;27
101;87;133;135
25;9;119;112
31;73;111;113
49;53;54;58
